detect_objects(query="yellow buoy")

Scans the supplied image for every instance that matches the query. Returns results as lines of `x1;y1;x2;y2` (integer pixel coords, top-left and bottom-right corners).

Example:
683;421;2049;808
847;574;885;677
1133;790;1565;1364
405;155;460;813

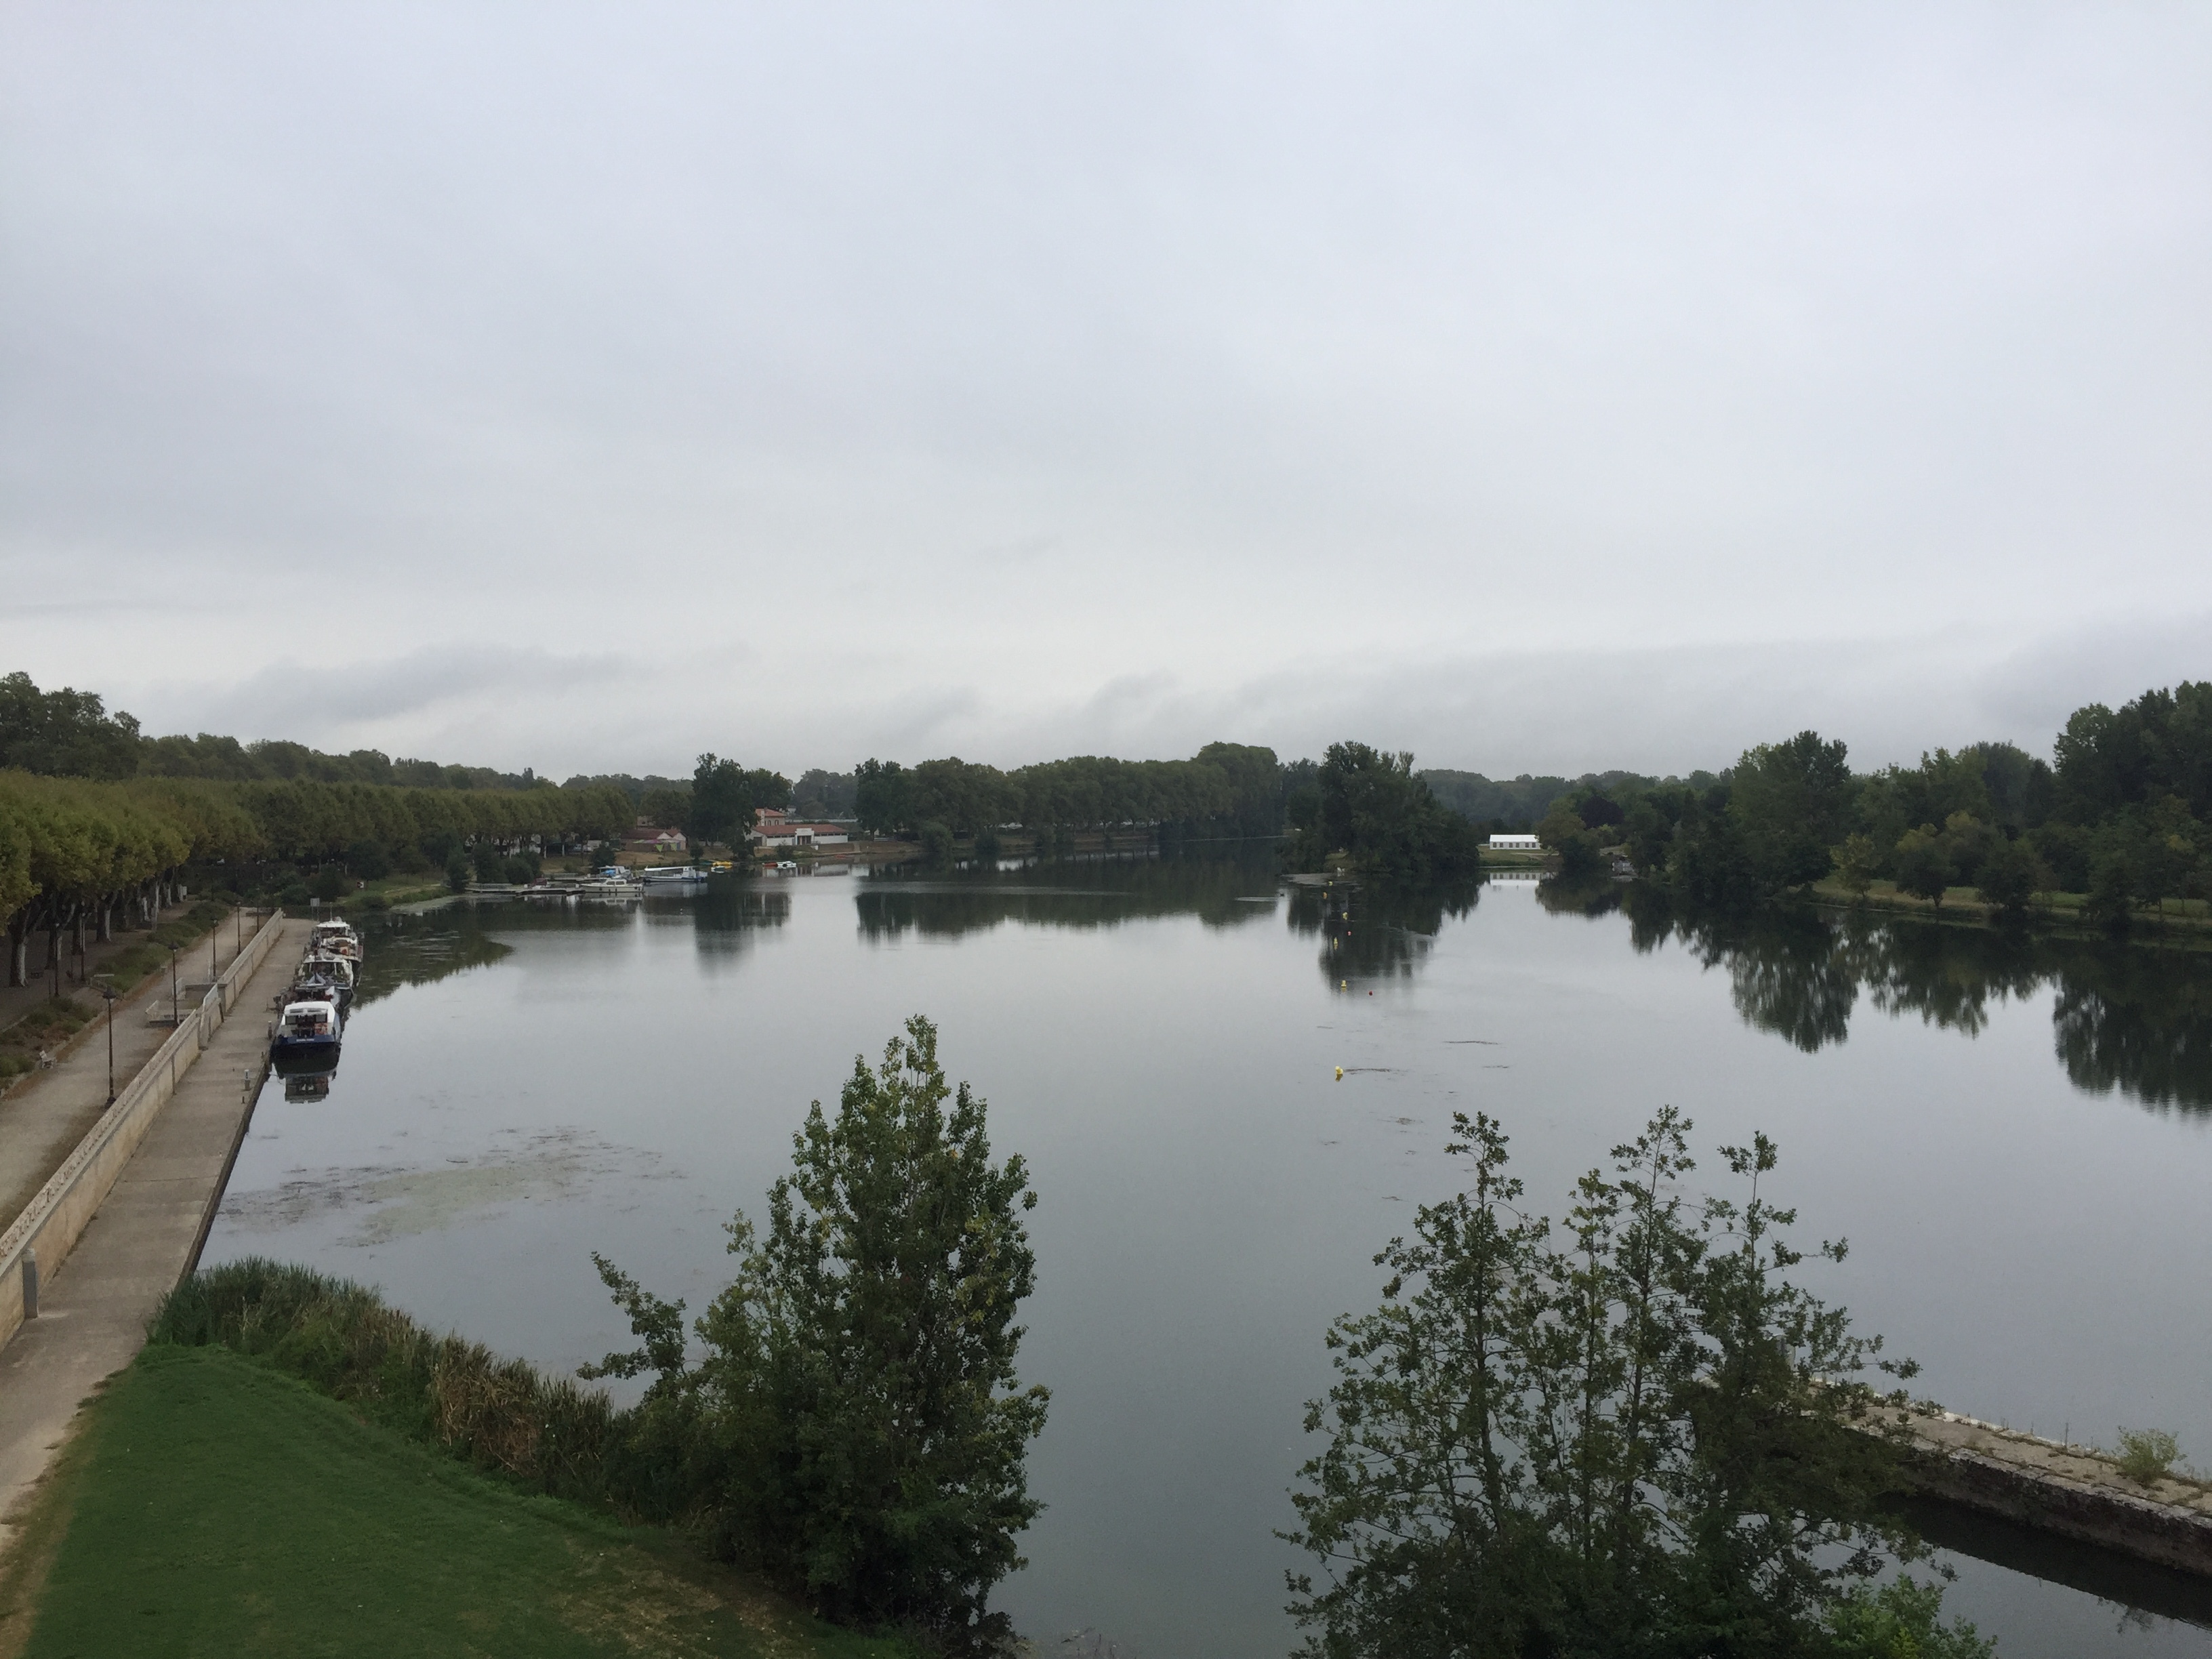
1335;1066;1344;1080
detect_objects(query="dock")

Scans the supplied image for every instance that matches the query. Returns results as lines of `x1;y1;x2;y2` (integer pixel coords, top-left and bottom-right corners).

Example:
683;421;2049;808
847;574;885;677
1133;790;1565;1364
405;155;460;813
1889;1404;2212;1578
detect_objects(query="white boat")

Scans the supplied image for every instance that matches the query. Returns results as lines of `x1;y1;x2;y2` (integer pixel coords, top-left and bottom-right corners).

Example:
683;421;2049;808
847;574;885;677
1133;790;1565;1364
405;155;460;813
310;918;363;962
272;994;342;1057
640;865;708;886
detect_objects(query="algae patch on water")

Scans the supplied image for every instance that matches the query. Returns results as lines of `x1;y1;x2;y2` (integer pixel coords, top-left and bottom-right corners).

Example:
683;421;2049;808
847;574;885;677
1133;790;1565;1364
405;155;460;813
219;1127;674;1245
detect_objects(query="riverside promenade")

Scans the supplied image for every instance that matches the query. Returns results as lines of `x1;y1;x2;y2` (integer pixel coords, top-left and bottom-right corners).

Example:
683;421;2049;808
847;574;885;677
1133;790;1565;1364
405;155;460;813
0;914;306;1551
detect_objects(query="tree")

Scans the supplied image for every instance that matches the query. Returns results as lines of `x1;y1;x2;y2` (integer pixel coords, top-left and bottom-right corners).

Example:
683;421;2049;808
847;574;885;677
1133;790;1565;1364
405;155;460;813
1536;806;1604;880
855;759;913;837
587;1018;1048;1647
1286;1109;1948;1658
2085;854;2135;932
640;785;692;833
692;754;790;848
1286;743;1483;882
1727;731;1854;897
0;671;144;779
1892;827;1952;907
1831;833;1877;900
345;837;390;880
1973;837;2051;917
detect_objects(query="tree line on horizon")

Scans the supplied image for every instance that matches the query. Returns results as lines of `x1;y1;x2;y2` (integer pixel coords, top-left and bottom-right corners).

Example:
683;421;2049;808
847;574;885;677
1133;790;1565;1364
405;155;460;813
1539;682;2211;924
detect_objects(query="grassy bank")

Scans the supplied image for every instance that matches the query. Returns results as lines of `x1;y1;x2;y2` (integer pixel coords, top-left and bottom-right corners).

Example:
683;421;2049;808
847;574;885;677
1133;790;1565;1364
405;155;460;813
1807;877;2212;941
0;1344;911;1659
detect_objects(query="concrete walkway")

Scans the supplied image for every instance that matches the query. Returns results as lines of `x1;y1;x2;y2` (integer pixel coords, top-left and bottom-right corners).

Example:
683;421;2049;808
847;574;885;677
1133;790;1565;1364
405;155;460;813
0;909;260;1228
0;918;305;1553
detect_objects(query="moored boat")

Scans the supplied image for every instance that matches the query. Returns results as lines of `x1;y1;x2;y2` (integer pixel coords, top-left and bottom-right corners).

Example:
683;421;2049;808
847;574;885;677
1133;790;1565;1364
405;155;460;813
295;951;358;1010
271;994;342;1057
309;918;364;964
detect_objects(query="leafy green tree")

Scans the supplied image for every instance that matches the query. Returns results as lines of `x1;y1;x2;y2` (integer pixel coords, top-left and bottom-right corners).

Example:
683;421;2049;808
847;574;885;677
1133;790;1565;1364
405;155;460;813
1727;731;1855;897
2085;853;2135;931
855;759;914;836
641;784;692;834
444;846;472;893
1826;1576;1993;1658
1974;837;2051;917
308;865;347;903
586;1018;1047;1647
1831;833;1877;900
918;821;955;867
1286;743;1482;882
0;671;144;779
345;837;390;880
1537;806;1604;880
1892;827;1952;907
1286;1109;1938;1658
691;754;790;848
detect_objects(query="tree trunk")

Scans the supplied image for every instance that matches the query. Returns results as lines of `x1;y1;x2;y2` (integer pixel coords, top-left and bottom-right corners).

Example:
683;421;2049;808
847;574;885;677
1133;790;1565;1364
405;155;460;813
7;916;26;989
98;899;113;943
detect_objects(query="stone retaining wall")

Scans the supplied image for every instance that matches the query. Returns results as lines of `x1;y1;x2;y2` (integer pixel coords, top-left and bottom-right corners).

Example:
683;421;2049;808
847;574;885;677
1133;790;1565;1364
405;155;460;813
0;910;288;1353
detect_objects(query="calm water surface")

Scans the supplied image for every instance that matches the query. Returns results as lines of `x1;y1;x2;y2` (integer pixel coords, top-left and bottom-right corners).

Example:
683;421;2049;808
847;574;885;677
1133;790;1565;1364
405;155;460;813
209;854;2212;1657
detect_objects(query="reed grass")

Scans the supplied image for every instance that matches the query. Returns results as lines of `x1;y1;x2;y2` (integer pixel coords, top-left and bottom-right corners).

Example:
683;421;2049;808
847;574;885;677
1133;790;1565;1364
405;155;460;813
152;1258;624;1507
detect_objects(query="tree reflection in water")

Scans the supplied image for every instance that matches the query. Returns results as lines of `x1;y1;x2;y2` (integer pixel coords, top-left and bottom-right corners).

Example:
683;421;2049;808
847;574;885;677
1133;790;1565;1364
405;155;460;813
1618;885;2212;1113
851;846;1288;943
1285;879;1481;987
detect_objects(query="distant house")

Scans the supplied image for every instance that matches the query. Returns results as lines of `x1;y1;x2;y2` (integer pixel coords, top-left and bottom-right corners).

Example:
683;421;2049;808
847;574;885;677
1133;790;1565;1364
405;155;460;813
1488;834;1542;853
750;819;851;851
626;819;688;853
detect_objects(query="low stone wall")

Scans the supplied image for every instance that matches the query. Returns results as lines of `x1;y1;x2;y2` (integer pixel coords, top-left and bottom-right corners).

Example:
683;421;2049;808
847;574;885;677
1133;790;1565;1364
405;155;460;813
1894;1407;2212;1578
0;910;288;1353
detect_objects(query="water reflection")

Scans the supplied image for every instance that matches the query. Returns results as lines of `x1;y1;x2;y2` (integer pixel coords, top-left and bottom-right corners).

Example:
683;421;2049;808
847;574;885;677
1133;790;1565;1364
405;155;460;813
684;885;790;964
853;848;1286;942
354;907;519;1006
1610;885;2212;1112
1286;879;1481;987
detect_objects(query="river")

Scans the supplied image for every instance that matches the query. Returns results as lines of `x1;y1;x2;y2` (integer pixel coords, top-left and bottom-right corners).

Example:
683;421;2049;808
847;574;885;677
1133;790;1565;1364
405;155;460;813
205;851;2212;1656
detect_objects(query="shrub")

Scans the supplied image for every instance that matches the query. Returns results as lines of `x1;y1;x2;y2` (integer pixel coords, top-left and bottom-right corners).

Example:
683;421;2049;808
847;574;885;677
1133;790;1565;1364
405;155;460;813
309;865;348;903
445;847;472;892
2114;1427;2182;1486
279;882;312;908
472;842;507;883
151;1260;621;1504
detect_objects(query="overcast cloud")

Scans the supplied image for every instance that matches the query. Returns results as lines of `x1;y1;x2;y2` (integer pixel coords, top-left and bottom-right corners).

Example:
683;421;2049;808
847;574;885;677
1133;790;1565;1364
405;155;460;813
3;3;2207;779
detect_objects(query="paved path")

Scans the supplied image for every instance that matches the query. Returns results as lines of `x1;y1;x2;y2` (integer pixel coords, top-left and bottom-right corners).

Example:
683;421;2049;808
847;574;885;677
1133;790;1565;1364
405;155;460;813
0;911;259;1230
0;902;256;1039
0;918;305;1552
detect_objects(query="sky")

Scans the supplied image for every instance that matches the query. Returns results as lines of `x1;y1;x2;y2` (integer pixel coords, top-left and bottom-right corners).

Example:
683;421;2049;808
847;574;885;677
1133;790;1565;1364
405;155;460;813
3;3;2209;782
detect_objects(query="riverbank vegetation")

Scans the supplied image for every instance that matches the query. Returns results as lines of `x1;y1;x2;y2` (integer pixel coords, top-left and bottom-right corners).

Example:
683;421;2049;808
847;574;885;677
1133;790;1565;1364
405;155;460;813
1289;1107;1990;1658
133;1017;1042;1654
1546;682;2212;935
1279;742;1483;882
0;1343;912;1659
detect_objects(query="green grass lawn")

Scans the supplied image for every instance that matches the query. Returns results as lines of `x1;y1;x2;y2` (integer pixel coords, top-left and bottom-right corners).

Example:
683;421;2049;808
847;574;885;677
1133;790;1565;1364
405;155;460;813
0;1346;911;1659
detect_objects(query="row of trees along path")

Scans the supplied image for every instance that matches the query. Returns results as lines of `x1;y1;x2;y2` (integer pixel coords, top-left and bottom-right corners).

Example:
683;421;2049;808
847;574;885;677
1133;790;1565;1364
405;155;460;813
0;902;258;1234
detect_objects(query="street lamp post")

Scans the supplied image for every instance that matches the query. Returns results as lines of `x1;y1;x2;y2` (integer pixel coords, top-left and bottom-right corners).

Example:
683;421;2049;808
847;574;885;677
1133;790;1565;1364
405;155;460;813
96;979;118;1105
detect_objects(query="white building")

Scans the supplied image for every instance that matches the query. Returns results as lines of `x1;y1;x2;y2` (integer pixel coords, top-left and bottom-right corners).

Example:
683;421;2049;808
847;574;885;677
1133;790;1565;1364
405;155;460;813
752;821;852;850
1488;834;1542;852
